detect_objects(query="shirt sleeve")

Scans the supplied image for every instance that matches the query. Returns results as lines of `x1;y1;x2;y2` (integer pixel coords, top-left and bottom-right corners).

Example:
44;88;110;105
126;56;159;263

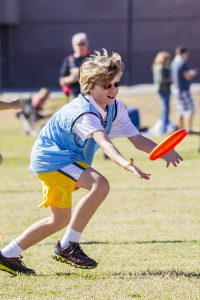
72;113;105;141
109;100;140;139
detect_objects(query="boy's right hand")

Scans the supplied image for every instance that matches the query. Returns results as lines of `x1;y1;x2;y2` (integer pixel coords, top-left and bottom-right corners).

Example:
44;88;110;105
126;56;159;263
124;158;151;180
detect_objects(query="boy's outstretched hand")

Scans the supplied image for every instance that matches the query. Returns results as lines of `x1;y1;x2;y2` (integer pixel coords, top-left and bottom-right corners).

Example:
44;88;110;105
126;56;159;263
124;158;151;180
163;150;183;167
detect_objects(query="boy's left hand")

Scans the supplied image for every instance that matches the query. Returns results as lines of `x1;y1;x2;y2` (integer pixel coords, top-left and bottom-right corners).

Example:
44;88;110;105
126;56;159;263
125;158;151;180
163;150;183;167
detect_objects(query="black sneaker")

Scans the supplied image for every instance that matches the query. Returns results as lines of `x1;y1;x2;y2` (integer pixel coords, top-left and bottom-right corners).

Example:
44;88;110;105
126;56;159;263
0;251;36;276
52;241;97;269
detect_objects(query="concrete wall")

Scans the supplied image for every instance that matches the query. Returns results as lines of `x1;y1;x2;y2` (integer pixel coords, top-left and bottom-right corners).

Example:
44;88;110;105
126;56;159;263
132;0;200;83
1;0;200;88
0;0;19;24
10;0;128;87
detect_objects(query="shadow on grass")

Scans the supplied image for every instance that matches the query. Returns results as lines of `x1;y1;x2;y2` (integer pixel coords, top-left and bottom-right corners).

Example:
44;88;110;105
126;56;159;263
37;269;200;279
36;271;98;279
1;240;199;248
136;269;200;278
1;239;198;247
81;240;200;245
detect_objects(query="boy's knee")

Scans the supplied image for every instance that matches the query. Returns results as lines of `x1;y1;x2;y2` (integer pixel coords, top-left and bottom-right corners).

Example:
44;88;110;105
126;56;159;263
94;175;110;195
50;216;69;230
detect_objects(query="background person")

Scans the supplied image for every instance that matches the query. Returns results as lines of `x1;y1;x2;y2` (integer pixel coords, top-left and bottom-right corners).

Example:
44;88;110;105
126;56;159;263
0;99;22;110
16;88;50;136
59;32;90;98
171;46;198;133
152;51;172;135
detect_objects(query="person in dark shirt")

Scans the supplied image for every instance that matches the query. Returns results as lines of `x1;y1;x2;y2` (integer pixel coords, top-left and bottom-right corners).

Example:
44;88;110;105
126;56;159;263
171;46;198;132
59;32;90;98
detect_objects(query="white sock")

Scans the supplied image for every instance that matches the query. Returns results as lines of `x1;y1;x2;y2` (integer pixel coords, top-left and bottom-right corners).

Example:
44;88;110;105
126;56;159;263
60;227;81;248
1;240;23;258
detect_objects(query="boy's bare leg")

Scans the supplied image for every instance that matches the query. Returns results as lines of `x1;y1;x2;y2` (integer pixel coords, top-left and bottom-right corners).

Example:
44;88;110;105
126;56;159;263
69;167;110;232
52;169;106;269
16;206;71;250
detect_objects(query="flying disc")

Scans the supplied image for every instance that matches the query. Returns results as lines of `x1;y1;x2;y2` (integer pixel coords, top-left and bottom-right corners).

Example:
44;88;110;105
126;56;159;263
149;129;187;160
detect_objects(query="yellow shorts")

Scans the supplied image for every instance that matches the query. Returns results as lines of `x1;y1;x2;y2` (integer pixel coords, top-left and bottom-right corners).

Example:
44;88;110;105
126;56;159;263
37;161;89;209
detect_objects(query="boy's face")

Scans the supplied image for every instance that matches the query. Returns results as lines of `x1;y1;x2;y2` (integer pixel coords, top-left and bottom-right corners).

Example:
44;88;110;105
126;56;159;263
90;75;121;110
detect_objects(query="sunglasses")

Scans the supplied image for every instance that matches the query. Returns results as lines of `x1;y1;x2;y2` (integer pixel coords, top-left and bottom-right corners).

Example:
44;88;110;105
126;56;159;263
102;81;120;89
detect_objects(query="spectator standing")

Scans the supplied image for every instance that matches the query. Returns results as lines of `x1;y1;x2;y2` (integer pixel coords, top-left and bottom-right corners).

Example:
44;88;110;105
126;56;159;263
152;51;172;134
59;33;90;98
171;46;198;132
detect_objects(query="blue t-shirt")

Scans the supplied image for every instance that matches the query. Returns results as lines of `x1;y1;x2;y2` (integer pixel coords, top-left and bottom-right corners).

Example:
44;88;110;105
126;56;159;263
29;94;117;174
171;58;190;91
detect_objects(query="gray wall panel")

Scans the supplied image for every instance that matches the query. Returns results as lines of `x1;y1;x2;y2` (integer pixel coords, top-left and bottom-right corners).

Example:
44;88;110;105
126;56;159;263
1;0;200;87
0;0;19;24
132;20;200;50
11;21;128;86
133;0;200;18
20;0;127;22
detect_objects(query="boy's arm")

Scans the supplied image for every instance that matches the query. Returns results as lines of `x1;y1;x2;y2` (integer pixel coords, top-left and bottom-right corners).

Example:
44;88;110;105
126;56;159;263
0;99;22;110
92;130;151;180
128;134;183;167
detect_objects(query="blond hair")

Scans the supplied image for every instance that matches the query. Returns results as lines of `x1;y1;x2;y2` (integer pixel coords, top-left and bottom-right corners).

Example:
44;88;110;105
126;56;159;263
79;49;124;94
152;51;170;67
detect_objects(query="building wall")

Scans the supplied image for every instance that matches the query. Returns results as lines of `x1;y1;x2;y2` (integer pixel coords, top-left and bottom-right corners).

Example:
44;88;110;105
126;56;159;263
0;0;200;88
0;0;19;25
7;0;129;88
132;0;200;83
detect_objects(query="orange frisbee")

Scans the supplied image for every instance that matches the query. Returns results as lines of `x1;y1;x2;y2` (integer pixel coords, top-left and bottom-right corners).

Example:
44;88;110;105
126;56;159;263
149;128;187;160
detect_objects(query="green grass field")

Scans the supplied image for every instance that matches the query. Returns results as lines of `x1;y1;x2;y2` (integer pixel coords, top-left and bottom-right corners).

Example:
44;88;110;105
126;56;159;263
0;92;200;299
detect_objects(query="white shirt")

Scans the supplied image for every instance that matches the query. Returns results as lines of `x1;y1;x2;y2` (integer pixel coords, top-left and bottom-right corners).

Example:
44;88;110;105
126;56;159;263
73;95;139;141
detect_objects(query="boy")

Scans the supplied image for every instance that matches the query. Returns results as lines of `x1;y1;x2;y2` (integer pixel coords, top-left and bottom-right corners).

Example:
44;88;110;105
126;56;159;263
0;50;183;276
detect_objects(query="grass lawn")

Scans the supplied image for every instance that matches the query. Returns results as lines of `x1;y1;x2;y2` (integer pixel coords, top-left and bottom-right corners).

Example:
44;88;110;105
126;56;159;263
0;91;200;299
